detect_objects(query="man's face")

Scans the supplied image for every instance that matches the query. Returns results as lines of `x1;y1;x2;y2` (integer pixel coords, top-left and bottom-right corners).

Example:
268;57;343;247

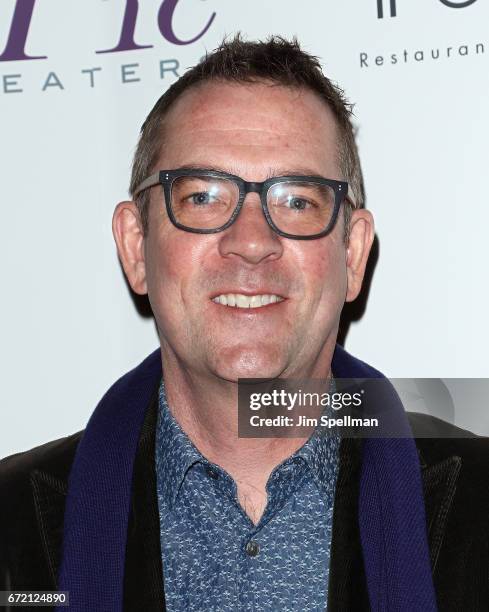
122;81;369;381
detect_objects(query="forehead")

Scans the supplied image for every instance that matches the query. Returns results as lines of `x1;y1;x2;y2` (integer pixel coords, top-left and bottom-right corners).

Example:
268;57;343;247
157;80;341;178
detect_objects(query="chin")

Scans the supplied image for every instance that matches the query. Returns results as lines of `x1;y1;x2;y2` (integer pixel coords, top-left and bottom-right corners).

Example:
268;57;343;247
211;348;285;382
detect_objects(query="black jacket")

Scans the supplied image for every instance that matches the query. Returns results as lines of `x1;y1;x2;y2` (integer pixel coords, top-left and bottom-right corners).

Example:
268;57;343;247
1;383;489;611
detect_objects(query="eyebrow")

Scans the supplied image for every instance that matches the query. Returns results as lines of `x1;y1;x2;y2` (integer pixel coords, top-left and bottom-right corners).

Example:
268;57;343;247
174;163;327;179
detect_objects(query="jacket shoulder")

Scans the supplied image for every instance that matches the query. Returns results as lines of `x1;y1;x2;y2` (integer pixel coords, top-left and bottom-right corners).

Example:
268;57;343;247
407;411;489;466
0;430;84;490
0;431;84;591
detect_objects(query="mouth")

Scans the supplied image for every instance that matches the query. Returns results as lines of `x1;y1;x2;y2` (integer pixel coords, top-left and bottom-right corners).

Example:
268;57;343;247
210;292;286;309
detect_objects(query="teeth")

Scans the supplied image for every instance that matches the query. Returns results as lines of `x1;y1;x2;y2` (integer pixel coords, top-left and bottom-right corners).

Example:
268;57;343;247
236;294;249;308
211;293;284;308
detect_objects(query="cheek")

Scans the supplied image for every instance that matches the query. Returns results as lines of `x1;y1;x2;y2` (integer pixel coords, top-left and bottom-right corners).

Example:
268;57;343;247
144;228;213;309
143;231;184;326
144;198;191;289
295;239;347;301
144;234;169;288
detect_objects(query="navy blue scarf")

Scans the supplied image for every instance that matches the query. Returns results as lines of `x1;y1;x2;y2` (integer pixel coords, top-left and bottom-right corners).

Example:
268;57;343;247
56;345;437;611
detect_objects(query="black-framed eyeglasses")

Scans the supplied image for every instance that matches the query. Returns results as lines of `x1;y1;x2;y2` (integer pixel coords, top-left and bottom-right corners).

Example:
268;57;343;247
133;168;357;240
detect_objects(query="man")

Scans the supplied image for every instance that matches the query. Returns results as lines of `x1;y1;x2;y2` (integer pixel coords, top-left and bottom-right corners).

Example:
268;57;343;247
1;35;488;612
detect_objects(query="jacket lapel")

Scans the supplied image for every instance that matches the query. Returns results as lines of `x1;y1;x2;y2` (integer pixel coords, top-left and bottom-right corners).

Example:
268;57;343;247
123;383;166;611
327;437;370;611
418;452;462;571
27;431;83;591
29;468;68;589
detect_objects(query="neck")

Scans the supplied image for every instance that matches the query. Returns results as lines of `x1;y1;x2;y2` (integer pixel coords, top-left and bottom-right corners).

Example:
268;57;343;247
159;342;334;524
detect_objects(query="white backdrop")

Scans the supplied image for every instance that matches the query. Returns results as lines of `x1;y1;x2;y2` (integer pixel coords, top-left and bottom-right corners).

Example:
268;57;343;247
1;0;487;457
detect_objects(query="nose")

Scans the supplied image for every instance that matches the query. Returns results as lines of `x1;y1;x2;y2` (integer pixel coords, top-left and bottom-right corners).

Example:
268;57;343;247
217;192;284;265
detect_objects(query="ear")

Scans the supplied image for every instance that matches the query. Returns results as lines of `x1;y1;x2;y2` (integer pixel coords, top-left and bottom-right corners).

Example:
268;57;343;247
345;209;375;303
112;201;147;295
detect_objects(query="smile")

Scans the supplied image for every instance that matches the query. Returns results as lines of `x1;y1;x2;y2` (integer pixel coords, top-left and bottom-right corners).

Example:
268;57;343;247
211;293;285;308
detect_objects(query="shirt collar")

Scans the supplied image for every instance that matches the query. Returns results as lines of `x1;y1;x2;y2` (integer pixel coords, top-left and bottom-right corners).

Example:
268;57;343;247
293;424;340;498
291;376;340;496
155;377;204;510
156;375;340;508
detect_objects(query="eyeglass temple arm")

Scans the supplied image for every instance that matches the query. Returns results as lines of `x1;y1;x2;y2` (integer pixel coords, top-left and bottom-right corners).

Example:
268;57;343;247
133;172;161;197
346;186;357;208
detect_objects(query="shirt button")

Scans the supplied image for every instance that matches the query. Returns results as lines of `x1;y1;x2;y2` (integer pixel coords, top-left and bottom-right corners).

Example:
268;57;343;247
205;466;219;480
245;540;260;557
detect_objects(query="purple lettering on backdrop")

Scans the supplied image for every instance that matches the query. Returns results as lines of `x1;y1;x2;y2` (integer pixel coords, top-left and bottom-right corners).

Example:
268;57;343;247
96;0;153;54
0;0;47;62
158;0;216;45
439;0;478;7
0;0;216;62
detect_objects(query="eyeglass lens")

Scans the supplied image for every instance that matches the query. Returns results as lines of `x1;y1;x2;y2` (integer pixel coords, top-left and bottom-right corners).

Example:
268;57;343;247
170;175;336;235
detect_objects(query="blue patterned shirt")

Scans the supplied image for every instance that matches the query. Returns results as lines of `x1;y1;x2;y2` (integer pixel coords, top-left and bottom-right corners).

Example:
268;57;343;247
155;377;340;611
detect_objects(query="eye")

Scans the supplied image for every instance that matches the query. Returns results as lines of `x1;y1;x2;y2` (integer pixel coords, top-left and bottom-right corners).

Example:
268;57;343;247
286;196;314;211
187;191;214;206
268;183;321;213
